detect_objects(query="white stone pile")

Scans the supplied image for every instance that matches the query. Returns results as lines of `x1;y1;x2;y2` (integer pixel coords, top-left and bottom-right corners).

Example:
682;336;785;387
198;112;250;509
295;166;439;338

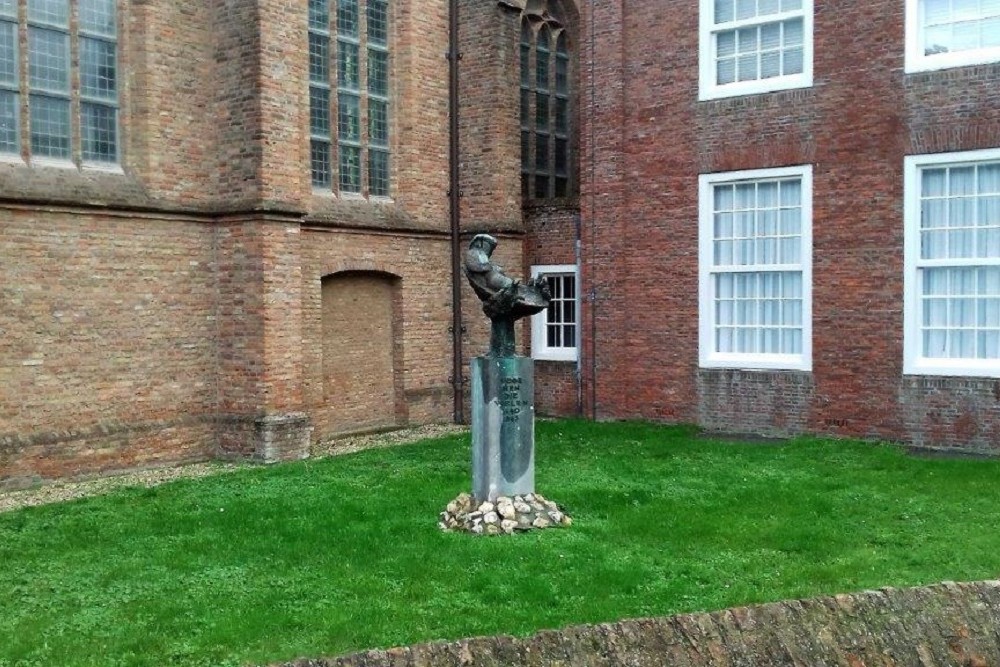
439;492;572;535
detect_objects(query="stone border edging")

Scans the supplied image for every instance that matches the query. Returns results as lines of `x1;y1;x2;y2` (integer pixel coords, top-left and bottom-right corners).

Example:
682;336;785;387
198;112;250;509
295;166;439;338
273;580;1000;666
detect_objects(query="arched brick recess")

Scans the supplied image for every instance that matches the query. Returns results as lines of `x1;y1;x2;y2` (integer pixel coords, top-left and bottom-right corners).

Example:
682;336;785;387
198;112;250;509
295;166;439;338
315;270;407;438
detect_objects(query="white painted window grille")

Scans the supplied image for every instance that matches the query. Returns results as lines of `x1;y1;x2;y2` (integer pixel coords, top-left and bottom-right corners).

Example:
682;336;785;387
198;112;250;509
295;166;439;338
0;0;117;164
531;265;579;362
310;0;390;197
699;0;813;100
904;148;1000;377
906;0;1000;72
699;166;813;370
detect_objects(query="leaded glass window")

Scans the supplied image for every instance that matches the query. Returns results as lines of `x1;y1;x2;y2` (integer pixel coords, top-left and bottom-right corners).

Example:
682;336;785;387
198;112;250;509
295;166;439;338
520;7;573;203
310;0;391;197
1;0;118;164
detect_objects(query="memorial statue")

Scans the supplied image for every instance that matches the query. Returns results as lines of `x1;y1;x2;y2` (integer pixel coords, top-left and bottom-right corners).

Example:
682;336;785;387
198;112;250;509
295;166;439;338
464;234;551;357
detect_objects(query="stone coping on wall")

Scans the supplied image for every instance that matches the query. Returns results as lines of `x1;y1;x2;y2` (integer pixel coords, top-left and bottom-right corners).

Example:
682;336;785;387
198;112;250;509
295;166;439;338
272;579;1000;666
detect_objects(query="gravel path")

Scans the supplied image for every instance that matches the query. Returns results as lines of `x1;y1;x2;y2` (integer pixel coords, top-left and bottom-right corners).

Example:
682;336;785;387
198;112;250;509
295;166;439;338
0;423;467;514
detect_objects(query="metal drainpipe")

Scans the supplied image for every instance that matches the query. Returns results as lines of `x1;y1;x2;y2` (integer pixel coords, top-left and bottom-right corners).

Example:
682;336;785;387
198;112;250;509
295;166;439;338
448;0;465;424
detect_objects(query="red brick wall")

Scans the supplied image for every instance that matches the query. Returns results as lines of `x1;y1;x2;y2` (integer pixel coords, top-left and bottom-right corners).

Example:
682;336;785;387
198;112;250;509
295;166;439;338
0;208;218;487
301;230;456;443
573;0;1000;450
0;0;466;484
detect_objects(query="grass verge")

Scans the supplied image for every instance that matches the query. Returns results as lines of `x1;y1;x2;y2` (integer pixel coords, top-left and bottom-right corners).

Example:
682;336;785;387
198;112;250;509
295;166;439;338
2;420;1000;667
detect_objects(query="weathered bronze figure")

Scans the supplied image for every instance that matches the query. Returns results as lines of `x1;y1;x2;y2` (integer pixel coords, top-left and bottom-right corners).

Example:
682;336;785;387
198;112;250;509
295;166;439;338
463;234;551;356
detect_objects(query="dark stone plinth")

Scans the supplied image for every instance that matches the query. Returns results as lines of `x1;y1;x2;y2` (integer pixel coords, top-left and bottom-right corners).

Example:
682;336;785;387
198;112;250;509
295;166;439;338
471;355;534;502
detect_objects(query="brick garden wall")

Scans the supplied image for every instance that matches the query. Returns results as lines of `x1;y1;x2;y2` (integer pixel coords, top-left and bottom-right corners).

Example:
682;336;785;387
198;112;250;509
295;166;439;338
275;580;1000;667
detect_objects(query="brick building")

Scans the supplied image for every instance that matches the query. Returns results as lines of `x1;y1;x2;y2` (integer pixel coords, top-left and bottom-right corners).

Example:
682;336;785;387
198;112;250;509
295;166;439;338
476;0;1000;453
2;0;999;488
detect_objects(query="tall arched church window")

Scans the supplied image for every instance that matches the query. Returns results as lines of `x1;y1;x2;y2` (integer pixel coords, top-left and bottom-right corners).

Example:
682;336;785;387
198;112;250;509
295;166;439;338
520;5;572;202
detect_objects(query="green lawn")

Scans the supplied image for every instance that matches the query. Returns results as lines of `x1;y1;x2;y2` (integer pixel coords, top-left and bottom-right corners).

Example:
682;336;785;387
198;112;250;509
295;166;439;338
2;420;1000;667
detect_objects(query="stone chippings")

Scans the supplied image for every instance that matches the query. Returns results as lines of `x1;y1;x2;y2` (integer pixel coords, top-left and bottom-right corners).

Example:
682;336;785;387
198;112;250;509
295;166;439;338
439;492;572;535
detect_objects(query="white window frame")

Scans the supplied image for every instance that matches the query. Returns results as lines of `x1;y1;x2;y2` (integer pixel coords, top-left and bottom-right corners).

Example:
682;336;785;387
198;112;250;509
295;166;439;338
905;0;1000;73
531;264;579;362
698;0;813;101
903;147;1000;378
699;165;813;371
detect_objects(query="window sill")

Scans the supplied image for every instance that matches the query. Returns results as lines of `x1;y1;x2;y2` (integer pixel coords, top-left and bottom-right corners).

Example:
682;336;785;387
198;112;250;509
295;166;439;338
698;75;813;102
532;349;579;363
905;48;1000;74
904;360;1000;379
700;354;811;372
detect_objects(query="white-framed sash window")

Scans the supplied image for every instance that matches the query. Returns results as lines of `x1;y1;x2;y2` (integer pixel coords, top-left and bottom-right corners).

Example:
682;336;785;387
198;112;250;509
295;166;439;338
699;0;813;100
699;165;813;371
531;264;579;362
904;148;1000;377
905;0;1000;73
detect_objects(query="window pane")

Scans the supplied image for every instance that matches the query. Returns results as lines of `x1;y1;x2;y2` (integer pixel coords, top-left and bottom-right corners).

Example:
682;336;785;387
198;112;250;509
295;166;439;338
311;139;331;187
337;40;359;89
339;144;360;192
367;0;388;45
338;92;359;141
29;93;69;158
368;48;388;97
714;0;733;23
79;0;116;36
309;32;329;83
0;0;14;17
29;28;69;93
0;90;17;153
555;51;569;94
554;137;568;176
555;97;568;133
536;133;549;171
28;0;69;27
337;0;358;37
81;102;116;162
369;148;389;197
310;86;330;136
309;0;329;31
534;174;549;199
535;91;549;129
369;99;388;146
80;37;117;101
0;20;16;86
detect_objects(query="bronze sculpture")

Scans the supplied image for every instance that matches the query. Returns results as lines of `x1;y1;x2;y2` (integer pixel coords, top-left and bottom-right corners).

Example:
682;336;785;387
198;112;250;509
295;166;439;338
463;234;551;357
